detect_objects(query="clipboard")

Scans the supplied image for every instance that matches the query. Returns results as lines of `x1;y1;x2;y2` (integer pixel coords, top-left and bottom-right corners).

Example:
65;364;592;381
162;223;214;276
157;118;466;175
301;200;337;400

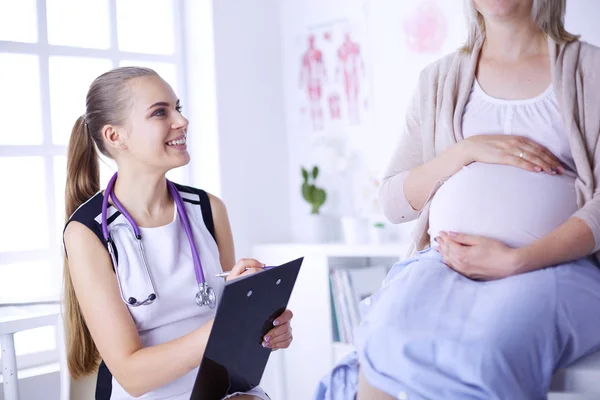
190;257;304;400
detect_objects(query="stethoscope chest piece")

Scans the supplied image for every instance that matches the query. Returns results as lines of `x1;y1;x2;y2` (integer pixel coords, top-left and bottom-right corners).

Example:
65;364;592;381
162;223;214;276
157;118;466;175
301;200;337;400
196;282;217;309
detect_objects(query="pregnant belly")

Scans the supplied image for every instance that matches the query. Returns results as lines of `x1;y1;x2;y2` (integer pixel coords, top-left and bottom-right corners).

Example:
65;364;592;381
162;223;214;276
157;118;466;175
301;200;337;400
428;163;578;248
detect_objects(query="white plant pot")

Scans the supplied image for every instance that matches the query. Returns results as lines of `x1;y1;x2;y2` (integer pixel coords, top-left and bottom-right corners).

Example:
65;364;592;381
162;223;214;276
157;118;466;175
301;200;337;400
304;214;335;243
368;225;386;244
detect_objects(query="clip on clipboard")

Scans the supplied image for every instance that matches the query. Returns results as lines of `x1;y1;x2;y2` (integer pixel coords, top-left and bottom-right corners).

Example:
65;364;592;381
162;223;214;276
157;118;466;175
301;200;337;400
190;257;304;400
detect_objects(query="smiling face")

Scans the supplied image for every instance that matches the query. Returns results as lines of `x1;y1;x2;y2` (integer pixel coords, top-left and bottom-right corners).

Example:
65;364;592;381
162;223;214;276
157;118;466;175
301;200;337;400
111;75;190;174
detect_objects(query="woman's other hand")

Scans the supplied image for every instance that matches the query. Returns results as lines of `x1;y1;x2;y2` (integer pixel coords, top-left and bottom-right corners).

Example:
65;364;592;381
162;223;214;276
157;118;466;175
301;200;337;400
262;309;294;351
225;258;265;282
460;134;565;174
435;231;523;280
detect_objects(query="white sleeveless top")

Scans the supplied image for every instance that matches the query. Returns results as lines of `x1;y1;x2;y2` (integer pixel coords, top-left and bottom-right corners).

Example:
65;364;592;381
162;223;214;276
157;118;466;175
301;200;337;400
104;191;225;399
428;80;579;248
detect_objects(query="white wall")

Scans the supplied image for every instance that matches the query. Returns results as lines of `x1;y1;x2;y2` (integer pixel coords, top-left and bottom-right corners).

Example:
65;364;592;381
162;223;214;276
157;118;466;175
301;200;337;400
565;0;600;45
184;0;223;196
210;0;291;259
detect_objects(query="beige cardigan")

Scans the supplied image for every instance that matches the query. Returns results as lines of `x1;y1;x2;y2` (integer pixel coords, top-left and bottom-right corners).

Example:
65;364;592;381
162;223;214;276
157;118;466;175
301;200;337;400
380;36;600;261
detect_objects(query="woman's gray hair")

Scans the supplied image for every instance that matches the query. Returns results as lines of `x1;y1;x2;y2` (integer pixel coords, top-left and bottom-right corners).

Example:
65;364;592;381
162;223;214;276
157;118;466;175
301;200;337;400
461;0;579;53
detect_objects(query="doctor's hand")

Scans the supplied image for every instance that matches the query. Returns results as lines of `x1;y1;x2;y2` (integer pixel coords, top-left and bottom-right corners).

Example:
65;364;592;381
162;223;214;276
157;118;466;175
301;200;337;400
435;231;522;281
225;258;266;282
262;309;294;351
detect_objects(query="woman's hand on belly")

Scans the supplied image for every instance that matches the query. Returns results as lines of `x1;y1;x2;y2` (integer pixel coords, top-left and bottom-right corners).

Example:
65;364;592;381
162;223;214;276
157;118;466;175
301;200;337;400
462;134;564;175
435;231;520;280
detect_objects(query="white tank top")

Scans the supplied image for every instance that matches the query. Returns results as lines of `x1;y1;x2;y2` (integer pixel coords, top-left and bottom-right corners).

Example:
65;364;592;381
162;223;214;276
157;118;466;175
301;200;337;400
428;80;578;248
103;190;225;399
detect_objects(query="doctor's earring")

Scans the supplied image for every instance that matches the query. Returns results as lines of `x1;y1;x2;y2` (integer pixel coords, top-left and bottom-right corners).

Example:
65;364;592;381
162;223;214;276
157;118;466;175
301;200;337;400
118;142;126;150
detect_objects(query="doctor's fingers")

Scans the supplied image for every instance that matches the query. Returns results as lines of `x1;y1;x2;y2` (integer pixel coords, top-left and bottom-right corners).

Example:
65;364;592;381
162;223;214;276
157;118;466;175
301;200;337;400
273;309;294;326
228;258;265;279
264;322;292;346
232;258;264;271
264;328;293;349
238;267;264;278
264;320;292;339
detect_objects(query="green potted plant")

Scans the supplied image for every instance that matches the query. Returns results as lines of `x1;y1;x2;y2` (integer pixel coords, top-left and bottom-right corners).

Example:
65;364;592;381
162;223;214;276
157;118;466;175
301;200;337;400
301;166;327;214
301;165;330;242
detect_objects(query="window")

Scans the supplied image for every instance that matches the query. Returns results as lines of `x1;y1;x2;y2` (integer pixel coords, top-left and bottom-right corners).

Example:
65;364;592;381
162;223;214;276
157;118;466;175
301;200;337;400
0;0;187;369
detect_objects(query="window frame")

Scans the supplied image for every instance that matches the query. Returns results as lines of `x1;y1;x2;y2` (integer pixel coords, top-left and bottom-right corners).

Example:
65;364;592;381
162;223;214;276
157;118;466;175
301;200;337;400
0;0;188;369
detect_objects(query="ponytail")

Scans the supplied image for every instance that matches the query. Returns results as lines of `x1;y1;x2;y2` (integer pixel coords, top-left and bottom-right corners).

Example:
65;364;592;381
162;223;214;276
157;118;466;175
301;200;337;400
61;67;157;379
62;115;101;378
65;116;100;217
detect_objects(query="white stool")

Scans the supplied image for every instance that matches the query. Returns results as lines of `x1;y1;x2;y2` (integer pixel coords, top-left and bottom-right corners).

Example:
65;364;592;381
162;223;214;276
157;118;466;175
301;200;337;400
0;306;58;400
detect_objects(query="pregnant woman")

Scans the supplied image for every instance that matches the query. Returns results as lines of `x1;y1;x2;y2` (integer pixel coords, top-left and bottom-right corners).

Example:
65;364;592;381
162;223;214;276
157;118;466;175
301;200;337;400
316;0;600;399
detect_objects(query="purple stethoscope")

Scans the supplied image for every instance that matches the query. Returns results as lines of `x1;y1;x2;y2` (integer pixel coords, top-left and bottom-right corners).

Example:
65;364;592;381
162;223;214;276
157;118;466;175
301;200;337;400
101;172;217;309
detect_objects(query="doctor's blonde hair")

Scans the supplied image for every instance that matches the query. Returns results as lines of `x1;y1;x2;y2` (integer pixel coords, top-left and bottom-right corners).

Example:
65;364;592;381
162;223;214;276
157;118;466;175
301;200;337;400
63;66;157;379
461;0;579;52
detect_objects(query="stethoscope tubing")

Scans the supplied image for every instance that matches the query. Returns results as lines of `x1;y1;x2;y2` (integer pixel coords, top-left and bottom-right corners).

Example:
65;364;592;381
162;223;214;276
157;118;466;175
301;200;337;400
100;172;211;307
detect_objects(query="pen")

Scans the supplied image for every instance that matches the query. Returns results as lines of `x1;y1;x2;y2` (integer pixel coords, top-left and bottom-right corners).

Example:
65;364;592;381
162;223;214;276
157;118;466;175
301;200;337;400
215;266;275;278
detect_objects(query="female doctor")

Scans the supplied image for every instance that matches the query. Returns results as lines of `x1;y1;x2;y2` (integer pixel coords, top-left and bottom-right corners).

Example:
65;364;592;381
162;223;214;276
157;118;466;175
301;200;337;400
62;66;293;400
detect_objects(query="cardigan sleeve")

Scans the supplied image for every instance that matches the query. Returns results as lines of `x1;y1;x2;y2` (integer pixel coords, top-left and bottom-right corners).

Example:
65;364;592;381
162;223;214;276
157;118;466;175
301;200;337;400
573;198;600;253
568;42;600;253
571;113;600;253
572;136;600;253
379;78;424;224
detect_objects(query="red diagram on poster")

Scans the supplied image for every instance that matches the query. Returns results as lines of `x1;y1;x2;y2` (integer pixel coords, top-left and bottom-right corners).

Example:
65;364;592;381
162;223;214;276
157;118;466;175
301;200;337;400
336;32;365;125
297;21;370;132
403;0;447;53
328;93;341;119
299;34;327;130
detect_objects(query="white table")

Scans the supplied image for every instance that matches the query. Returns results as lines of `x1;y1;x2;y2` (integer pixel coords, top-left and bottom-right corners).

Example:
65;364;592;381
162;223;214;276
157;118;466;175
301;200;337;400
0;305;59;400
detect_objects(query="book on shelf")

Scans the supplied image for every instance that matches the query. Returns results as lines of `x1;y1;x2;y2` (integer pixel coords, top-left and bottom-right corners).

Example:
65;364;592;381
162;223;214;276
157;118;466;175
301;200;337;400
330;265;389;344
329;277;340;342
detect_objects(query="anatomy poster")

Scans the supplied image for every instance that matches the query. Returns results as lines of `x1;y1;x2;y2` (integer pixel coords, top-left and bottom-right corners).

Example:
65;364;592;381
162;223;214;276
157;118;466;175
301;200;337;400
296;19;371;133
